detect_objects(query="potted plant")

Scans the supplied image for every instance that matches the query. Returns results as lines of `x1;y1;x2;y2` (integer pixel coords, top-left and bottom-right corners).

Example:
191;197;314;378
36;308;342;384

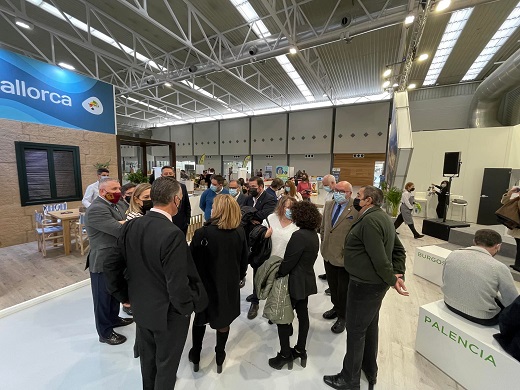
383;185;403;217
93;160;111;170
126;169;149;184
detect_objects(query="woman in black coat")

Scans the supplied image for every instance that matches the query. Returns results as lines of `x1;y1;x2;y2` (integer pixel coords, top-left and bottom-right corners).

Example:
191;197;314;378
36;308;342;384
432;180;450;218
189;194;248;373
269;201;321;370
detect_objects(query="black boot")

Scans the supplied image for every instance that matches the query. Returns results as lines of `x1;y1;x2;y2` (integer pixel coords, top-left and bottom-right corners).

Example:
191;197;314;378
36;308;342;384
268;352;294;370
291;346;307;368
408;224;424;239
188;325;206;372
215;330;229;374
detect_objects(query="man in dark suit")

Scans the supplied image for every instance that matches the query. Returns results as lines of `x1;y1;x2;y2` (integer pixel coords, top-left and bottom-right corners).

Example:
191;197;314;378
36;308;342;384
85;177;133;346
104;177;207;390
229;179;247;206
161;166;191;236
244;176;277;319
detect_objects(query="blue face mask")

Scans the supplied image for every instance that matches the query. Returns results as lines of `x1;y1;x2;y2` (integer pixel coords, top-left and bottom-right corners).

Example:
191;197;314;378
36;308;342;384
229;188;238;197
333;192;347;204
285;186;291;193
210;184;218;192
323;185;332;193
285;209;292;220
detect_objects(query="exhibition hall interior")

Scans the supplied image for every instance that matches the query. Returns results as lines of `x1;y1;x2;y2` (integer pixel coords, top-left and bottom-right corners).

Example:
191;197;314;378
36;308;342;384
1;0;520;389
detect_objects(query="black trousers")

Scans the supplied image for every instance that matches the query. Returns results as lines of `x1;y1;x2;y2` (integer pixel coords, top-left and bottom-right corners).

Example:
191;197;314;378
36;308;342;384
341;281;389;388
324;261;349;319
250;266;259;304
90;272;120;338
276;297;309;356
445;302;502;326
436;201;447;219
514;238;520;267
138;310;190;390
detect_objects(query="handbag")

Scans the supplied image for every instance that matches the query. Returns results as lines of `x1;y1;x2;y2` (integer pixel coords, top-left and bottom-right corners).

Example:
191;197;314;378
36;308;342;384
495;197;520;230
248;219;272;268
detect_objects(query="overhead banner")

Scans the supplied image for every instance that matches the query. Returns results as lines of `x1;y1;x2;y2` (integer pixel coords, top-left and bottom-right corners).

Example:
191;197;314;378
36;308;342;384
0;48;115;134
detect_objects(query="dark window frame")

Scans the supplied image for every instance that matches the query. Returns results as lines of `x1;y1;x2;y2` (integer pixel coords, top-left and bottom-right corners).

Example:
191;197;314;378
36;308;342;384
15;141;83;206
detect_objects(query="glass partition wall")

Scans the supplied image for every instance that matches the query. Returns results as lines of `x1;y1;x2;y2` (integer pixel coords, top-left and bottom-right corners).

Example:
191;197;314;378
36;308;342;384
117;135;176;184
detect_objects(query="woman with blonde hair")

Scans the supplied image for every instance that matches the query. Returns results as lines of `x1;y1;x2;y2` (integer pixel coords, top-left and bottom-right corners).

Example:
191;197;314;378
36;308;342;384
189;194;248;373
284;180;303;202
126;183;152;220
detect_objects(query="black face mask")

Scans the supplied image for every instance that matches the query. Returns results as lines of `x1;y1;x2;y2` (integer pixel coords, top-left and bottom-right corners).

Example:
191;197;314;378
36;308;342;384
141;199;153;214
124;195;132;204
353;198;363;212
410;187;415;192
249;188;258;197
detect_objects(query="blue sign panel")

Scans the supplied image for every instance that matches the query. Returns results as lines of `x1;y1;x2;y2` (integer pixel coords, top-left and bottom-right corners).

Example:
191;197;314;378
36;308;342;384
0;48;115;134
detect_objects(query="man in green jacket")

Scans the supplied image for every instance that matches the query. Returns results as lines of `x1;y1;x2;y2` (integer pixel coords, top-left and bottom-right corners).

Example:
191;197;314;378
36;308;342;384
324;185;409;390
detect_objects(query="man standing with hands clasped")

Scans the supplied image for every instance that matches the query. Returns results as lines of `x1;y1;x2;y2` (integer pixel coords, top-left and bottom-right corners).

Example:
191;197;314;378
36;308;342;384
324;185;408;390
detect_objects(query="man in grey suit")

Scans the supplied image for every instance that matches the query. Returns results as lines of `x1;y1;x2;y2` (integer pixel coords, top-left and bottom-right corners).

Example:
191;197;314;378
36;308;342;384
320;181;358;334
85;177;133;345
229;179;247;206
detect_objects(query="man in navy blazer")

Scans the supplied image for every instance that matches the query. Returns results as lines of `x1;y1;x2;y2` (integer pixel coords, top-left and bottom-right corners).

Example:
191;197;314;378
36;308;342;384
104;177;207;389
160;166;191;236
85;177;132;346
244;176;276;319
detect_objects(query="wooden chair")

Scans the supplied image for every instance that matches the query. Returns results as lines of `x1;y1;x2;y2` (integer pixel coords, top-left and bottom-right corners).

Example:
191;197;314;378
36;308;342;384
186;214;203;242
42;202;68;224
72;213;89;255
34;211;64;257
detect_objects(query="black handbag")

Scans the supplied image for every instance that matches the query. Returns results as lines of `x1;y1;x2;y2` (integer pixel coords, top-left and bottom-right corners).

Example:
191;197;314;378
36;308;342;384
248;220;272;268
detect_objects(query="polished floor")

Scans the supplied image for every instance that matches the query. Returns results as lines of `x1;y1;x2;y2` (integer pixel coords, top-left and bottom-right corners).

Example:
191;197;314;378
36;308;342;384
1;214;518;389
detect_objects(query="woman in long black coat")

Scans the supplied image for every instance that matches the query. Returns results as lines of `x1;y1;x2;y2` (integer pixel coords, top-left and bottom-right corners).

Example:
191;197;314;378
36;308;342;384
268;201;321;370
189;194;248;373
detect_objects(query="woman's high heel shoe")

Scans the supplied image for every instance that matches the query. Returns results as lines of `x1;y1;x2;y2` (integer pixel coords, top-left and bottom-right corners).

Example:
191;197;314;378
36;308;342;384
268;352;293;370
188;349;200;372
291;347;307;368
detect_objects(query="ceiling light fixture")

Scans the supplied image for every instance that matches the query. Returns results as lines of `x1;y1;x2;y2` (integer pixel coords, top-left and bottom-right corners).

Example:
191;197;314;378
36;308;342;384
405;15;415;25
392;83;399;88
407;83;417;89
462;3;520;81
125;96;182;119
164;82;172;87
383;69;392;77
15;18;34;30
289;47;298;55
418;53;429;61
436;0;451;12
382;81;391;88
423;7;474;86
58;62;75;70
276;55;315;101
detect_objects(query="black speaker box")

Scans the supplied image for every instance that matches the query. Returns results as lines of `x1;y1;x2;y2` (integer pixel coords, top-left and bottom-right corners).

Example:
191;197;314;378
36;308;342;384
443;152;461;176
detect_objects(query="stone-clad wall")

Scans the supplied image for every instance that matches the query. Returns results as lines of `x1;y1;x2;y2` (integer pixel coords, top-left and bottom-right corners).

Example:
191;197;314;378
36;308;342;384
0;119;117;247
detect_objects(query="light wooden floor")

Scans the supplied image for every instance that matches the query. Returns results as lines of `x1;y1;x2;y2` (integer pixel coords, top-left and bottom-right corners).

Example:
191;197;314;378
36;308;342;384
1;217;518;389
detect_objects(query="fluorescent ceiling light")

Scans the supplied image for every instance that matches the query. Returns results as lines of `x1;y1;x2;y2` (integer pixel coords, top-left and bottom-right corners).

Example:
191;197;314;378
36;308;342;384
124;96;182;119
383;69;392;77
164;82;172;87
58;62;75;70
336;92;391;105
462;3;520;81
15;18;33;30
408;83;417;89
405;15;415;25
436;0;451;12
382;81;390;88
392;83;399;88
229;0;315;102
418;53;429;61
26;0;162;71
423;7;474;86
181;80;239;112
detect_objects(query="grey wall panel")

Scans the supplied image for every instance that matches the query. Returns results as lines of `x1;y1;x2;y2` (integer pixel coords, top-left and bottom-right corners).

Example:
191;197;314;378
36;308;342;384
288;108;333;154
289;154;331;177
220;118;250;155
151;126;170;141
171;124;193;155
194;122;219;155
334;102;389;153
198;155;222;174
251;113;287;154
409;95;474;131
253;155;288;175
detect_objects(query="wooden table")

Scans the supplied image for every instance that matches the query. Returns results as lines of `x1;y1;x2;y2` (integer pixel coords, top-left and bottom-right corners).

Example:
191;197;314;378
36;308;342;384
47;208;81;255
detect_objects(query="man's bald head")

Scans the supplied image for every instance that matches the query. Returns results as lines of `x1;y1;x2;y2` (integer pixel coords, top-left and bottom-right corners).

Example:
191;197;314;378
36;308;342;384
335;181;352;193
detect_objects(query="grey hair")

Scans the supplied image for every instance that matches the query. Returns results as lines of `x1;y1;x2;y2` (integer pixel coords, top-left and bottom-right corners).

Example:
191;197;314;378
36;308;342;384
99;177;119;189
151;177;181;206
361;185;384;207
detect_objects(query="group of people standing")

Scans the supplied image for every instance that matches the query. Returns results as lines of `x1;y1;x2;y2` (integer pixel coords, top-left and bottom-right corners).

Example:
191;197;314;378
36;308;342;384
83;166;410;390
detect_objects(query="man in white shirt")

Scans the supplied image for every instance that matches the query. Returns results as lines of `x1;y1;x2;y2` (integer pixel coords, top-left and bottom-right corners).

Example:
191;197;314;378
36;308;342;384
442;229;519;326
82;168;110;208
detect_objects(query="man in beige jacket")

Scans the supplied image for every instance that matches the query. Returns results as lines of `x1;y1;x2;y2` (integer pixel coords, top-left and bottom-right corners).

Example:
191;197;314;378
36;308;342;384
319;181;358;333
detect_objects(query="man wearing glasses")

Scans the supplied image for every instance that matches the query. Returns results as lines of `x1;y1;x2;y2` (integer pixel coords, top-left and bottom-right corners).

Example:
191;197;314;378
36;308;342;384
319;181;358;334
